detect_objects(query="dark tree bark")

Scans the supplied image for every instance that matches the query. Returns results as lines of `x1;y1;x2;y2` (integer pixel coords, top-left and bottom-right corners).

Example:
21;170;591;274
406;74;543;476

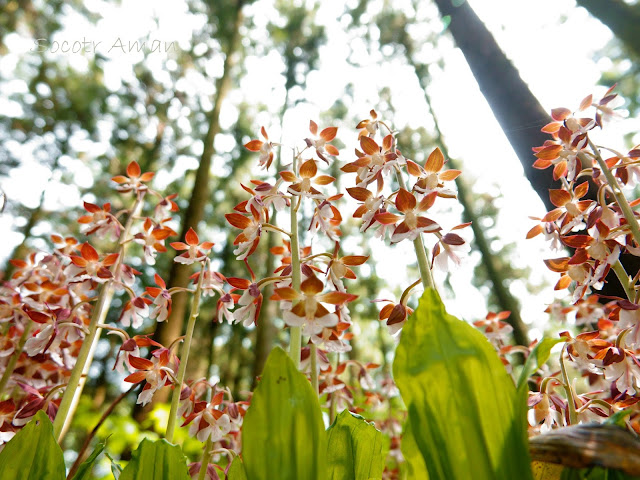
576;0;640;58
432;0;637;299
432;0;556;212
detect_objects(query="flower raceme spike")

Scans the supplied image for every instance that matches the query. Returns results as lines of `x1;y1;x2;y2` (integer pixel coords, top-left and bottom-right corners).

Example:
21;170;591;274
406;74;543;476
111;161;155;193
170;228;214;265
274;275;357;339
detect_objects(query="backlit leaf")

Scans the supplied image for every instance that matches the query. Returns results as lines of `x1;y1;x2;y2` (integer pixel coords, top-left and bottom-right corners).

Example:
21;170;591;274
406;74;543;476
326;410;384;480
393;289;532;480
119;438;190;480
242;347;326;480
0;410;65;480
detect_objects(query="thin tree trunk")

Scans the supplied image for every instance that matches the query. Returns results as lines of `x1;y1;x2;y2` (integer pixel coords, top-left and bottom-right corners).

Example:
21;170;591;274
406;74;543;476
406;49;528;344
576;0;640;58
152;1;244;357
432;0;555;212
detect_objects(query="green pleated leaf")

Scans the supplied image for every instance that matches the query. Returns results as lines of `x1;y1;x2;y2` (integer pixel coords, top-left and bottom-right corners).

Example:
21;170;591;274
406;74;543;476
400;420;429;480
226;456;248;480
242;346;326;480
119;438;190;480
393;289;532;480
517;337;567;390
0;410;65;480
72;439;107;480
326;409;384;480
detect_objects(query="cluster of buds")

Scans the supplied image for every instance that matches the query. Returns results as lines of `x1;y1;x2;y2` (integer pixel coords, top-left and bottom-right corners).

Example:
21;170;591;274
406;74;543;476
526;87;640;434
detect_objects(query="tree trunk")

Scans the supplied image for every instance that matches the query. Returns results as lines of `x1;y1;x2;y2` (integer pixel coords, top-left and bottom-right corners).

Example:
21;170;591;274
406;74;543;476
576;0;640;58
432;0;556;212
401;36;529;344
149;0;244;404
432;0;636;300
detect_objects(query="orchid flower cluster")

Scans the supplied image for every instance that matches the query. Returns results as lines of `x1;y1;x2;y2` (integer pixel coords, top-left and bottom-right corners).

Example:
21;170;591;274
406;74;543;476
0;161;246;468
0;105;475;479
526;86;640;433
341;110;471;333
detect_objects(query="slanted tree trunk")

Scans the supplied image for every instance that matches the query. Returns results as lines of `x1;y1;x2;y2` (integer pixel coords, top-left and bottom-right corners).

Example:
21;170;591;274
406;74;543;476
432;0;556;212
576;0;640;58
432;0;638;299
150;0;244;401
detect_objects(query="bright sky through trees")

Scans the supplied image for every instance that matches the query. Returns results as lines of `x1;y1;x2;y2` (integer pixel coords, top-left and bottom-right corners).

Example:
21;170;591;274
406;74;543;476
1;0;638;335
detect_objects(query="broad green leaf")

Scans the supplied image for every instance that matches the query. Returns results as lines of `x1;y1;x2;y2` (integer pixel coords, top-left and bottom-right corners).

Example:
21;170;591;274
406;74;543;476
242;346;326;480
227;456;247;480
120;438;190;480
326;409;384;480
0;410;65;480
72;439;106;480
400;421;428;480
393;289;532;480
517;337;567;390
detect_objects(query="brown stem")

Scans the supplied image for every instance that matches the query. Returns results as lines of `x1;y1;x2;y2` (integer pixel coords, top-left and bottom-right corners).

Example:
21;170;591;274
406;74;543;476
66;384;138;480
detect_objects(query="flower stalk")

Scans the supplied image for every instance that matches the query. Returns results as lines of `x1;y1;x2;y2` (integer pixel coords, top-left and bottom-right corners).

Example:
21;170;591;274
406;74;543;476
587;139;640;247
166;261;206;443
394;166;435;289
197;438;213;480
289;196;302;369
53;192;144;442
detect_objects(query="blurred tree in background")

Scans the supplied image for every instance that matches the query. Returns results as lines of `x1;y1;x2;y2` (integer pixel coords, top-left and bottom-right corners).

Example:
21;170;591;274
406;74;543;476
2;0;640;473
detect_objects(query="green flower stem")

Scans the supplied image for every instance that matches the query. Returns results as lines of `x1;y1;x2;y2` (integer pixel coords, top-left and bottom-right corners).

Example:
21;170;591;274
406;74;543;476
197;438;213;480
54;283;114;441
587;139;640;247
53;193;144;442
413;235;435;290
289;196;302;369
166;261;206;443
394;166;435;289
310;343;318;395
559;344;578;425
0;321;32;398
329;352;339;424
612;259;635;302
